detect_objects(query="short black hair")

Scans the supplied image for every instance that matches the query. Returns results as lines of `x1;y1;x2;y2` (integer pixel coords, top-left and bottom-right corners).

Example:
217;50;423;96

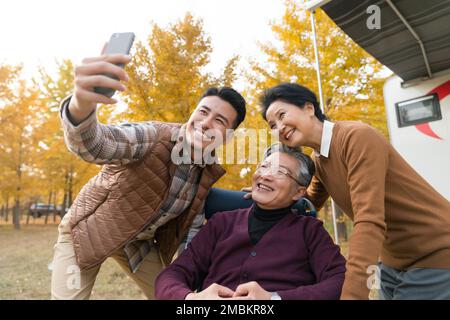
201;87;246;128
260;83;327;122
264;143;315;187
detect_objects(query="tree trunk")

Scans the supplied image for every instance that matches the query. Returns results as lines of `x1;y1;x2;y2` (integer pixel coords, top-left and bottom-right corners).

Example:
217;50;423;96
14;136;24;229
68;168;74;208
26;203;31;225
334;204;348;242
52;190;58;223
44;190;52;224
5;195;9;222
14;170;22;229
62;190;67;219
62;169;70;218
13;198;21;230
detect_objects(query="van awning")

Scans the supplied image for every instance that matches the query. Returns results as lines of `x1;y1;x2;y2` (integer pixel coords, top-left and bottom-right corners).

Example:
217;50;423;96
321;0;450;82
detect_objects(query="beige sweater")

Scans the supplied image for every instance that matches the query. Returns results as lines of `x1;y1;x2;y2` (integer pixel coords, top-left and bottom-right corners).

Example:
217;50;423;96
307;121;450;300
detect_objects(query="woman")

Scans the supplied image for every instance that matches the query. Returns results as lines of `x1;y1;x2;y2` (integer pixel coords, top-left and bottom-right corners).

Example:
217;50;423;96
207;83;450;300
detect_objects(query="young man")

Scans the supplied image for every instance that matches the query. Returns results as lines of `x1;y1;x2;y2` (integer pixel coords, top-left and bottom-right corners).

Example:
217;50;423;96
51;53;246;299
260;83;450;300
155;144;346;300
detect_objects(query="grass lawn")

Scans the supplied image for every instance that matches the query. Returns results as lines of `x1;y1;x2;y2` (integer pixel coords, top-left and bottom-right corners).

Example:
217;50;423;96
0;223;145;300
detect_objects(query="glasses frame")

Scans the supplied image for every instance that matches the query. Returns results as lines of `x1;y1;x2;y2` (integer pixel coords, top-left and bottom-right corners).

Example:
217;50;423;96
256;162;304;186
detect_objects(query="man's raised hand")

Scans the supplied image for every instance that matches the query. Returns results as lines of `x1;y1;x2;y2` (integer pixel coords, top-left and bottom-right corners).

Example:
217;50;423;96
68;53;131;125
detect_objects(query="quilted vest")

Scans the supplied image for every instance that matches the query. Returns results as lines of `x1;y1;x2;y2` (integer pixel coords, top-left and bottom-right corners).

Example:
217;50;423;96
68;121;226;270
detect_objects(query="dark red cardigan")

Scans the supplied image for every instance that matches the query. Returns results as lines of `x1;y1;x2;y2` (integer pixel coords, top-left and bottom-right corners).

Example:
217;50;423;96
155;207;346;300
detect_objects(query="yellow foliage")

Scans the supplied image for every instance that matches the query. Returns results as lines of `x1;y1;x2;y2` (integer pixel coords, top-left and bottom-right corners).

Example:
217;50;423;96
36;60;101;208
0;3;391;217
113;13;241;125
246;0;388;137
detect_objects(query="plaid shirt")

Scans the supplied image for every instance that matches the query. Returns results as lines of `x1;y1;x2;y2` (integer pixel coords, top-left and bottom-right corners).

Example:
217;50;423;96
60;97;205;273
124;163;202;272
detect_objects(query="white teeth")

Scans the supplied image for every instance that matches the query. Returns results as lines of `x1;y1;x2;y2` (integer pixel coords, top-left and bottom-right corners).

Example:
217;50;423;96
258;183;273;191
285;129;294;140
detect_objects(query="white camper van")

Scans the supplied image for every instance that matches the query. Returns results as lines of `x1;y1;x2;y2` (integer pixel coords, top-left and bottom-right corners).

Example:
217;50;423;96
384;74;450;199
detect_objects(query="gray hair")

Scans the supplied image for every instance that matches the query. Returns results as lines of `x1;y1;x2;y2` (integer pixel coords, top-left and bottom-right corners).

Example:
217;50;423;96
263;143;315;187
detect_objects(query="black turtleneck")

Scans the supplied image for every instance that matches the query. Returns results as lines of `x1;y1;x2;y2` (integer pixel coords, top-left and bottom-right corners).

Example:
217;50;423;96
248;204;292;245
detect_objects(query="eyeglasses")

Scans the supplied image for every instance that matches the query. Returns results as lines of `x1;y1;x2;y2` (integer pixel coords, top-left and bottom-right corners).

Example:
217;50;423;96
255;162;304;186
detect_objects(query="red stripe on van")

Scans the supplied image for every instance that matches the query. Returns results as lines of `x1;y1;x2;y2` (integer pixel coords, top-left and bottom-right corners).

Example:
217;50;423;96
414;80;450;140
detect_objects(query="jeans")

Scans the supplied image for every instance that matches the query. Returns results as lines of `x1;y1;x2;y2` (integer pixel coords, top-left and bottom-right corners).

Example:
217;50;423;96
379;262;450;300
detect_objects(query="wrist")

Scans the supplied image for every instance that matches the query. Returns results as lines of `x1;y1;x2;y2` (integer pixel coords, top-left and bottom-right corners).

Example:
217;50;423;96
68;96;96;125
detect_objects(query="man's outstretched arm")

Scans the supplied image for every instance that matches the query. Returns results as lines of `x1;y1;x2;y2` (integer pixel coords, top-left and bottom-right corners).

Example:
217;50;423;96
60;54;157;165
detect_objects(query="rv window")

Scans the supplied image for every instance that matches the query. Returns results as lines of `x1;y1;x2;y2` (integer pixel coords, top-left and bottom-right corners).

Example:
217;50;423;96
395;94;442;128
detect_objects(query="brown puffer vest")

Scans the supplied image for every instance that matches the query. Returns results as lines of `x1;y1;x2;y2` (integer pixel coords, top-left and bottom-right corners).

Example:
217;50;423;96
68;121;226;270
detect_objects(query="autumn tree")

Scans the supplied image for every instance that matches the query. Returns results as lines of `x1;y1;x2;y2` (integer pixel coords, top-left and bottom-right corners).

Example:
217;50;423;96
0;66;41;229
32;14;241;215
1;6;389;234
113;13;257;191
109;13;249;190
0;64;21;222
117;13;240;123
246;0;387;134
36;59;100;215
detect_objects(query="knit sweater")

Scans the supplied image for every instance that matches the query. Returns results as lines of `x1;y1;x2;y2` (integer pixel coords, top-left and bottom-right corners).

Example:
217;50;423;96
307;121;450;299
248;204;292;245
155;207;346;300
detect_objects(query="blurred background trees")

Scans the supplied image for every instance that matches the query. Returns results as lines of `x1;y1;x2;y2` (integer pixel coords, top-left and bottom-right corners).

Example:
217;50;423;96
0;2;387;233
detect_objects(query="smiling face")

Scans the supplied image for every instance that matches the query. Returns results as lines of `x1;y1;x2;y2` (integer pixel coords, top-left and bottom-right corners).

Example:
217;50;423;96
251;151;306;210
265;100;317;148
185;96;238;151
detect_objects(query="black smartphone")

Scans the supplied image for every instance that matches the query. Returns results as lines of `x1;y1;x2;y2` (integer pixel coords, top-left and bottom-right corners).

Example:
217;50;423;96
94;32;135;98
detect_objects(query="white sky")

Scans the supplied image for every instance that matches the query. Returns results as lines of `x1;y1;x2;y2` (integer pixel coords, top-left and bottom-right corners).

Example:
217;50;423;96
1;0;285;81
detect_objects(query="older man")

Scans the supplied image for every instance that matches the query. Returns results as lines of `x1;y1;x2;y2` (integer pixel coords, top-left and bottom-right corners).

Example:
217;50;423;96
155;144;346;300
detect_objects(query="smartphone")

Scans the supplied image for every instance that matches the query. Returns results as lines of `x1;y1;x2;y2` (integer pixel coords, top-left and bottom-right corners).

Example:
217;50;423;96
94;32;135;98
